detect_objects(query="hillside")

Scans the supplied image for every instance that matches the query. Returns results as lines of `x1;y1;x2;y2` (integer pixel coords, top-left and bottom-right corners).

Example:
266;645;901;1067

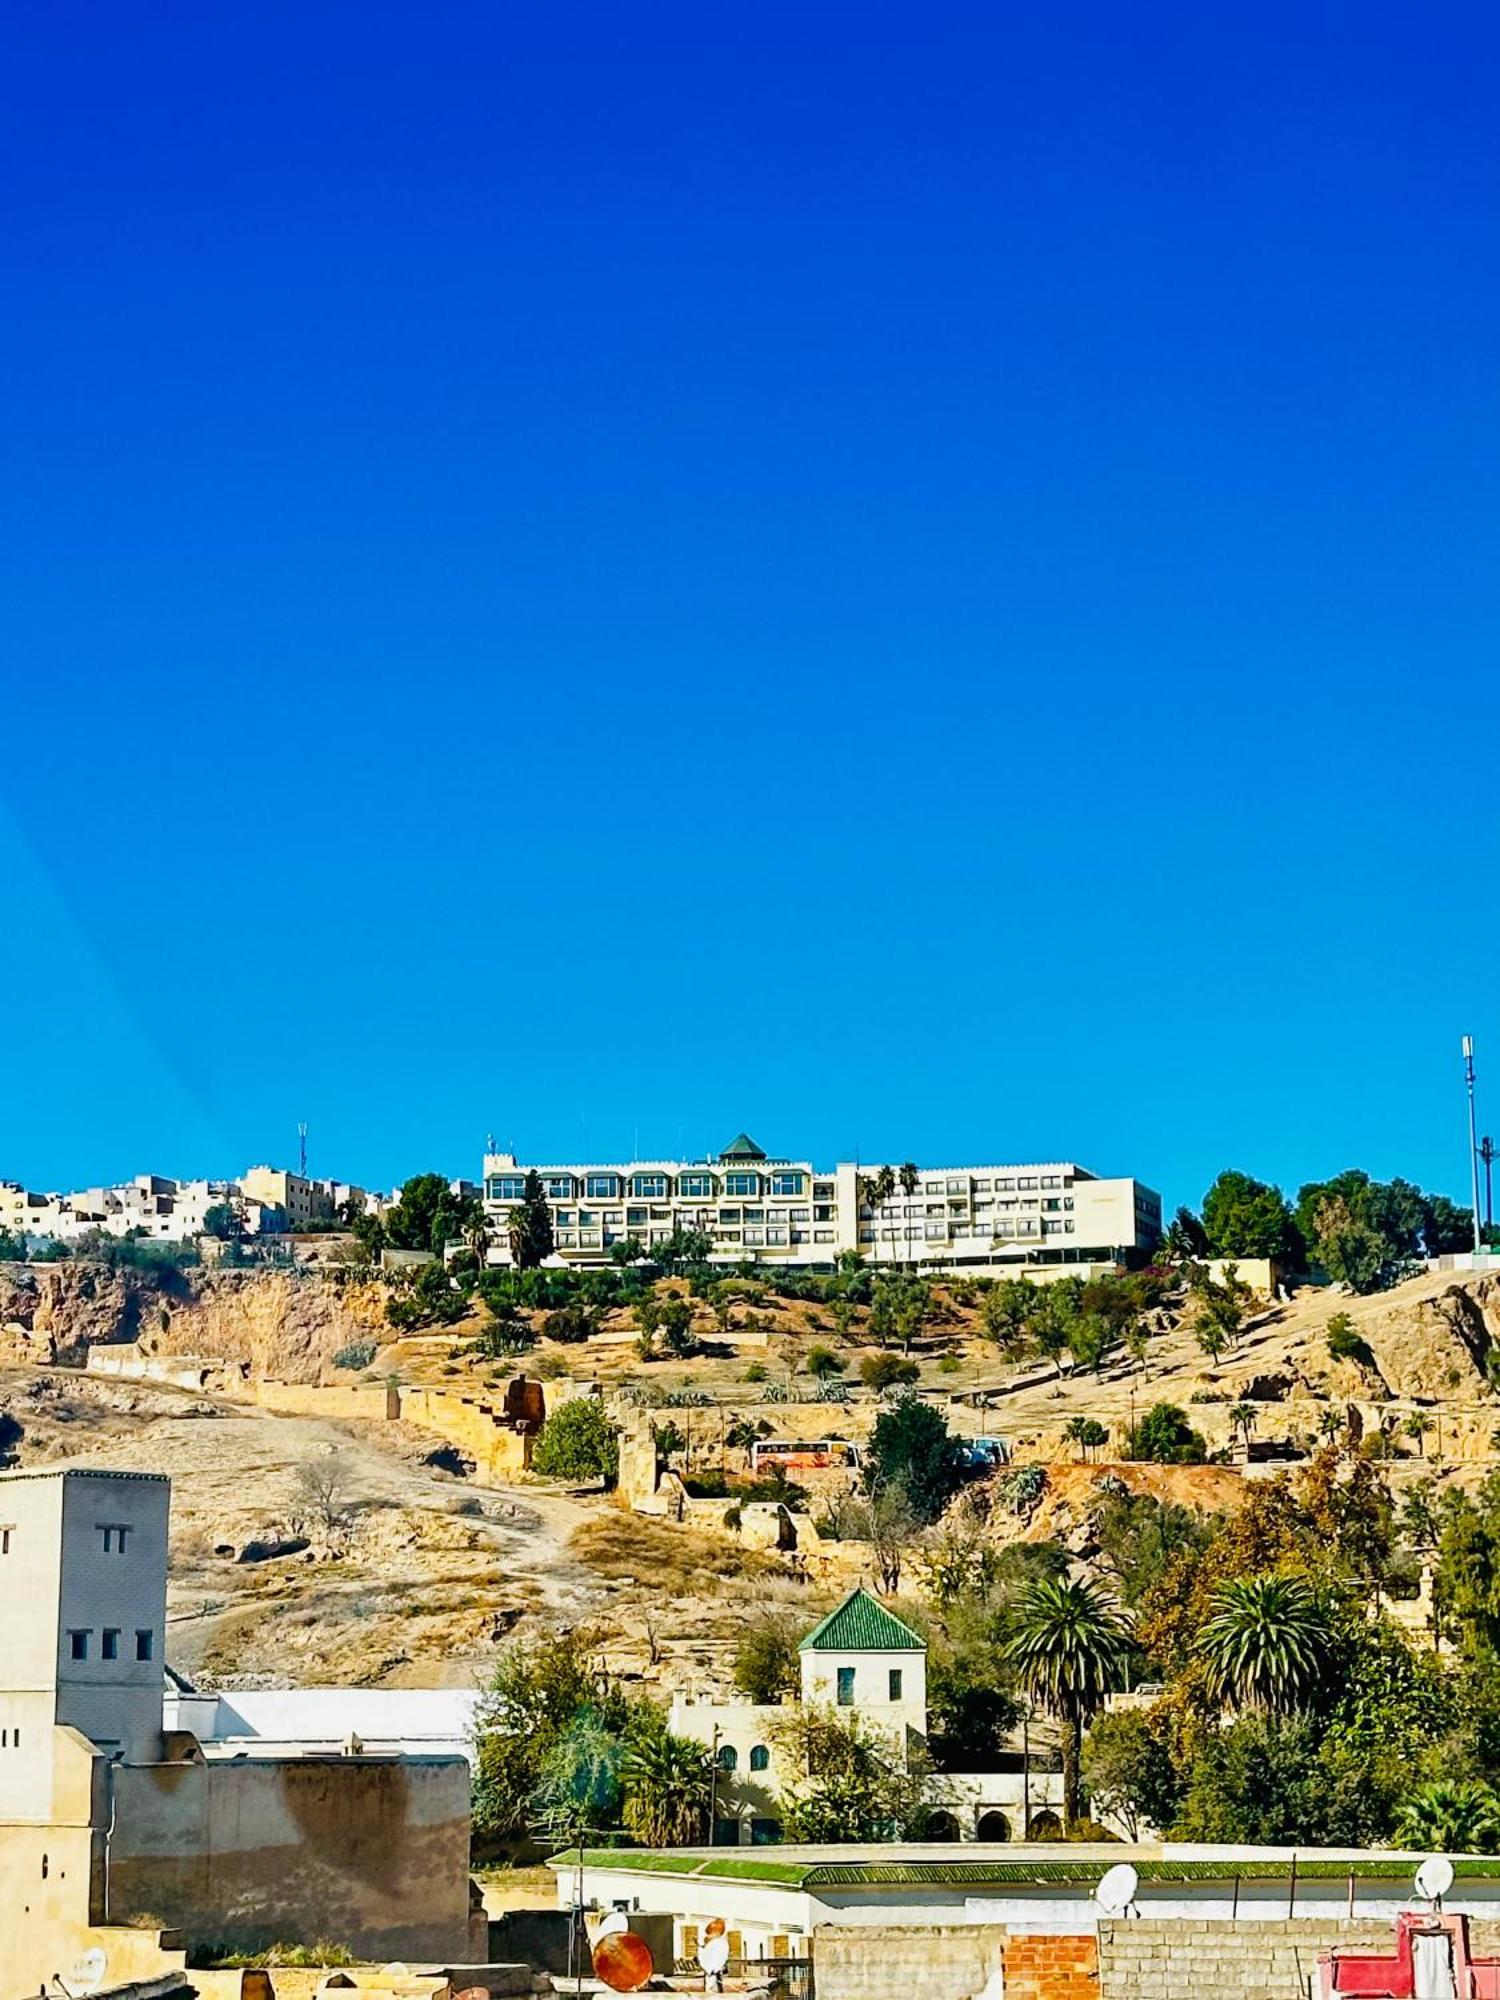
3;1255;1499;1701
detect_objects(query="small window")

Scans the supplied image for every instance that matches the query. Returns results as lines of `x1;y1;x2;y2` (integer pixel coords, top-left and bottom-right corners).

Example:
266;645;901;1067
135;1629;154;1662
97;1525;132;1554
101;1629;120;1661
717;1743;738;1772
889;1669;904;1701
749;1744;770;1773
68;1631;90;1661
0;1526;11;1554
836;1666;855;1706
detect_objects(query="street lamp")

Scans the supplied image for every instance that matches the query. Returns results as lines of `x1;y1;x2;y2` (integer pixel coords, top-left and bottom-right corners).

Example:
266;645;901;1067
1464;1037;1483;1258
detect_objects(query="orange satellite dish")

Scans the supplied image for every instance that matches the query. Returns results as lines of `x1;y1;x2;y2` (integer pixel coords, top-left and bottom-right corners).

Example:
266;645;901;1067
592;1930;654;1993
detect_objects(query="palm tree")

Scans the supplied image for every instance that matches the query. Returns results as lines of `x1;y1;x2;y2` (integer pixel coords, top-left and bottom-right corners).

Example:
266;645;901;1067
465;1219;491;1276
1195;1573;1329;1713
1394;1779;1500;1854
1229;1402;1259;1459
1403;1411;1435;1459
1002;1577;1132;1828
620;1728;715;1847
1317;1407;1345;1444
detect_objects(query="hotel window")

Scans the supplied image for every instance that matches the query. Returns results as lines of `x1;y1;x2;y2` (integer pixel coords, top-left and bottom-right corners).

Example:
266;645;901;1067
814;1230;835;1243
836;1667;855;1706
1041;1175;1060;1189
725;1172;760;1197
1019;1176;1038;1190
789;1208;810;1223
997;1178;1015;1191
68;1631;90;1661
101;1629;120;1661
543;1175;574;1201
889;1669;904;1701
135;1630;154;1662
678;1172;714;1199
631;1173;667;1200
743;1228;765;1246
585;1174;620;1200
974;1179;992;1192
770;1171;804;1197
488;1175;526;1204
813;1182;835;1201
742;1207;765;1223
718;1208;741;1224
554;1210;574;1227
604;1210;624;1226
946;1178;966;1195
627;1207;648;1227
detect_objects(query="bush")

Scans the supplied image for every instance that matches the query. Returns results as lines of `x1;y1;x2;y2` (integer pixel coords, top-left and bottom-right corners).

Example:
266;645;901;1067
1325;1312;1373;1367
331;1340;377;1372
531;1400;619;1485
1125;1402;1207;1465
534;1351;572;1380
805;1343;845;1379
541;1302;603;1345
743;1361;768;1384
860;1352;919;1391
937;1353;961;1374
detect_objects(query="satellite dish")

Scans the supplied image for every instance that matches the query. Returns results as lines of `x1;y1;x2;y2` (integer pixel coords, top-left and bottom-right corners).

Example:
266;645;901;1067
595;1910;629;1940
1416;1856;1455;1903
699;1936;731;1974
69;1950;107;1994
592;1931;654;1993
1096;1864;1140;1917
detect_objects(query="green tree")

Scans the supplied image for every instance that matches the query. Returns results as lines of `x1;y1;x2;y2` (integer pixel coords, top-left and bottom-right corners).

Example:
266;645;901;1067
653;1227;714;1273
507;1170;556;1271
657;1295;696;1357
732;1614;804;1704
1125;1403;1206;1465
1064;1415;1109;1462
1195;1573;1330;1712
1394;1780;1500;1854
1066;1312;1114;1376
1229;1403;1260;1457
770;1705;936;1842
202;1199;246;1243
384;1172;484;1258
865;1392;965;1524
860;1351;920;1391
1402;1411;1435;1458
532;1399;619;1485
472;1627;629;1844
1434;1472;1500;1656
1027;1280;1080;1378
1002;1576;1131;1827
1081;1704;1183;1840
619;1721;714;1846
981;1278;1037;1360
1160;1206;1210;1263
1201;1171;1303;1264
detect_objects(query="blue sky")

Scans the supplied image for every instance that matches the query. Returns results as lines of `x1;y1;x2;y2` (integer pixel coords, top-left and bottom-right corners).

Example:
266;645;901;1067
3;3;1498;1210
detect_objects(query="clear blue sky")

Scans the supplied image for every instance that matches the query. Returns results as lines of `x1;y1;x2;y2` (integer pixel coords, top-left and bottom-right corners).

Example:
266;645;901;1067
4;3;1498;1211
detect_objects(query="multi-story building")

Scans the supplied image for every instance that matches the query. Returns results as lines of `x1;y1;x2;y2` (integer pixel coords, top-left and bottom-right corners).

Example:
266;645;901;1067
481;1132;1160;1276
0;1167;384;1247
238;1165;334;1229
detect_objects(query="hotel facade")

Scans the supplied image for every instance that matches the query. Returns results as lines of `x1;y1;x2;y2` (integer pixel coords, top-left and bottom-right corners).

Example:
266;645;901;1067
482;1132;1160;1275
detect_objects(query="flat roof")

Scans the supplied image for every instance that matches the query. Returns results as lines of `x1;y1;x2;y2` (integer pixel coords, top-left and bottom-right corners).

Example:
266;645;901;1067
548;1843;1500;1888
0;1466;170;1485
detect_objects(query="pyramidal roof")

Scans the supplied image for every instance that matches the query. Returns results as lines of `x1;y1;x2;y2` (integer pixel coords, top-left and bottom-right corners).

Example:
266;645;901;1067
799;1587;926;1654
719;1132;768;1161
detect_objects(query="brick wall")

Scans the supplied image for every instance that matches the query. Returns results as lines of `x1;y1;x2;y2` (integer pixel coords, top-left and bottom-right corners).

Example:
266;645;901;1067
1004;1931;1100;2000
1098;1919;1500;2000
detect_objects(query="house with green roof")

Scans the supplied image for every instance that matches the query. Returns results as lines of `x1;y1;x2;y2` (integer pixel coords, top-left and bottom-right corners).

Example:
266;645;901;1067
669;1588;1061;1848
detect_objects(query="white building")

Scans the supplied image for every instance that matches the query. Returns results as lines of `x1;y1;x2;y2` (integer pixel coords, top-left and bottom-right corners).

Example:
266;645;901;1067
0;1166;385;1247
482;1132;1160;1276
668;1587;1061;1846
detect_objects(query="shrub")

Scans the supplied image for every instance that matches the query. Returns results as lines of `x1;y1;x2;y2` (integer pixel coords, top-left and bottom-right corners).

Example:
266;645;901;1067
860;1352;919;1391
1325;1311;1372;1367
805;1343;845;1379
743;1361;768;1384
331;1340;377;1372
1125;1403;1207;1464
541;1302;603;1345
534;1351;572;1380
531;1400;619;1485
937;1353;960;1374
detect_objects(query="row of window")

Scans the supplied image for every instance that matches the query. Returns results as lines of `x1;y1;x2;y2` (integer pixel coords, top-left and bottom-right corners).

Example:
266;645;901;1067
67;1628;153;1661
488;1169;810;1203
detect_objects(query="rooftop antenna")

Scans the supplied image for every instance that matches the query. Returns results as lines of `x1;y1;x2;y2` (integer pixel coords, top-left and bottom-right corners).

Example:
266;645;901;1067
1463;1037;1483;1256
298;1122;308;1178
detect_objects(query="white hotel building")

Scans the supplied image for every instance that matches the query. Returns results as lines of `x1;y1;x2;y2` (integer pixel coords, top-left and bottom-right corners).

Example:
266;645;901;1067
482;1132;1160;1276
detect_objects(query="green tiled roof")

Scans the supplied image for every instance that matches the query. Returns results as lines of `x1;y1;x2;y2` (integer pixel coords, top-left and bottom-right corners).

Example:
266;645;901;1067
798;1588;926;1654
719;1132;768;1160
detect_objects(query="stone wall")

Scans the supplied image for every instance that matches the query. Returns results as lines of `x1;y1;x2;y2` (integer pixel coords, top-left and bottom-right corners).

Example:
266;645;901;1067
1097;1918;1500;2000
250;1377;539;1478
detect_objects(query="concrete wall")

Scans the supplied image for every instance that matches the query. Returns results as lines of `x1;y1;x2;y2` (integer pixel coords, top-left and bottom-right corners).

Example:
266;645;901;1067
1097;1918;1500;2000
813;1923;1006;2000
108;1754;473;1961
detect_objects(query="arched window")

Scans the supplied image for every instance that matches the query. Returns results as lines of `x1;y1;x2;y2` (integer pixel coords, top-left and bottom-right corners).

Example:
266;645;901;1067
976;1810;1011;1842
749;1744;770;1773
1027;1808;1063;1840
717;1744;738;1772
924;1809;961;1842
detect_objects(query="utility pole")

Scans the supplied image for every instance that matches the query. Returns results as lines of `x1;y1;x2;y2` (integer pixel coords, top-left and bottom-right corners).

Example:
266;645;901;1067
1464;1038;1483;1257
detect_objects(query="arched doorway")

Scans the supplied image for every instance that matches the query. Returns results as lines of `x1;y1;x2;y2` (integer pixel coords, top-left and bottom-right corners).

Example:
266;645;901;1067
976;1810;1011;1841
924;1809;962;1841
1027;1809;1063;1840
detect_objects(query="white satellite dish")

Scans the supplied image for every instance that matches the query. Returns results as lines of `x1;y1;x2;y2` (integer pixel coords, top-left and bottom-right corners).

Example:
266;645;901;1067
698;1936;731;1975
1096;1863;1140;1917
1415;1856;1455;1903
68;1949;107;1995
595;1910;629;1940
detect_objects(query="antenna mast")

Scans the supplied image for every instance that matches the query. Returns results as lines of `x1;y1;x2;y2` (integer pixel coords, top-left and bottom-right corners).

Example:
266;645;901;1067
298;1122;308;1178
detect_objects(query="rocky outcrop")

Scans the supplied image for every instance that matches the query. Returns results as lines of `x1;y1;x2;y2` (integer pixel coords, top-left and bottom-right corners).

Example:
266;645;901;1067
0;1263;390;1382
1354;1276;1500;1399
